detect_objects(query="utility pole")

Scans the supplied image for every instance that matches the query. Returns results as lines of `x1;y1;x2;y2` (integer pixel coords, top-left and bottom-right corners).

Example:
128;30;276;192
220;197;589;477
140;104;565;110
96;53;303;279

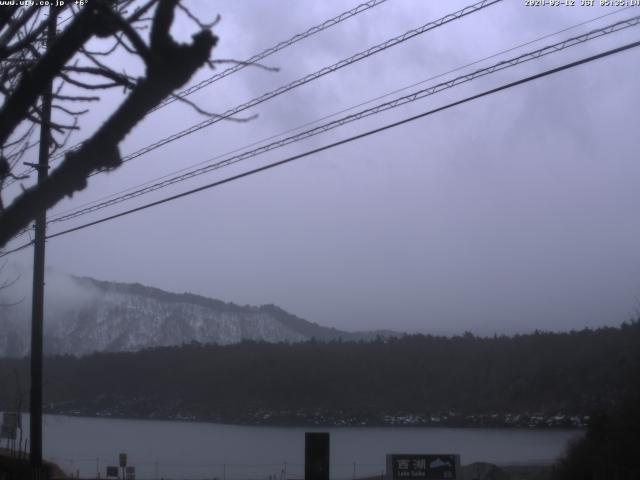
30;4;57;470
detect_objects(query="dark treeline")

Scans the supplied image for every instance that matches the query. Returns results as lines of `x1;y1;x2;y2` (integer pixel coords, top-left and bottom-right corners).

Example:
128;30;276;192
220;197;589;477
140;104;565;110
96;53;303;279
554;390;640;480
0;321;639;426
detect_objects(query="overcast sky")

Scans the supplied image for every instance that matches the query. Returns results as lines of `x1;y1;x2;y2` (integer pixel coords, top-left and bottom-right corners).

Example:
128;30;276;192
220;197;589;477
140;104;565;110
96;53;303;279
4;0;640;335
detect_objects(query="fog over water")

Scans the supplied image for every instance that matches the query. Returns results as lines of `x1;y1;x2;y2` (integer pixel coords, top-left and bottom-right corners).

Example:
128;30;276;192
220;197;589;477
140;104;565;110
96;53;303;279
3;1;640;335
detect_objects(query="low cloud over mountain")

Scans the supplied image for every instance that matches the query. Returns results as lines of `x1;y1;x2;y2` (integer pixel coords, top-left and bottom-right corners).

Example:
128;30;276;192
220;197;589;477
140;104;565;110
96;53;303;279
0;268;396;356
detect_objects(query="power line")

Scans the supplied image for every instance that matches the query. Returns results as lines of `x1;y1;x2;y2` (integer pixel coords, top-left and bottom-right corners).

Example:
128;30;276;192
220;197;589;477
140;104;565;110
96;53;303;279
0;241;35;258
0;10;74;166
4;0;502;213
37;39;640;244
43;0;503;176
153;0;390;111
46;5;636;221
45;14;640;226
8;10;639;244
96;0;503;168
3;0;390;185
6;10;637;251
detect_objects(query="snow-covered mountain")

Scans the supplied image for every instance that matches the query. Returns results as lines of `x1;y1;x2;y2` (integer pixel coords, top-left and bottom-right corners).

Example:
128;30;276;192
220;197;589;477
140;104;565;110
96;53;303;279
0;269;395;356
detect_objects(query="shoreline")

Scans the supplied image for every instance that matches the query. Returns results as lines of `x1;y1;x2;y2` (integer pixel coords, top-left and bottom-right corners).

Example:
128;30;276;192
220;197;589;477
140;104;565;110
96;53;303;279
33;410;586;430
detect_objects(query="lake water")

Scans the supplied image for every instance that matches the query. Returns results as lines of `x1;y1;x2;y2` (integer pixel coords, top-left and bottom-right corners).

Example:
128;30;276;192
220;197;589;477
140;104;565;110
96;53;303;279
13;414;580;479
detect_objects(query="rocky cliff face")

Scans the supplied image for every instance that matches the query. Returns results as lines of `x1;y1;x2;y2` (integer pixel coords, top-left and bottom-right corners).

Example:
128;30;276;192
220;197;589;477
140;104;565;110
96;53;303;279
0;271;392;356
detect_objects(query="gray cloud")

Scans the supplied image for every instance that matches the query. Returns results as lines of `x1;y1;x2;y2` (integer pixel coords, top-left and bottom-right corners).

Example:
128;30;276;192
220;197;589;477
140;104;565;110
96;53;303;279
4;0;640;336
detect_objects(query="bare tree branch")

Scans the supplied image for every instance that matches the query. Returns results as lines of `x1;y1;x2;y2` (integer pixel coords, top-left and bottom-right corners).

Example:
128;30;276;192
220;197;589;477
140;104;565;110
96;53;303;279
169;91;258;121
0;18;48;60
0;4;99;147
0;5;38;54
52;93;101;102
0;0;218;246
61;65;137;89
127;0;160;23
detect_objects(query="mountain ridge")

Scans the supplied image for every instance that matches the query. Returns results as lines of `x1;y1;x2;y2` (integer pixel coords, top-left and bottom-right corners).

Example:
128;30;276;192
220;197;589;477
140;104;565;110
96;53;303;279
70;274;397;341
0;271;400;357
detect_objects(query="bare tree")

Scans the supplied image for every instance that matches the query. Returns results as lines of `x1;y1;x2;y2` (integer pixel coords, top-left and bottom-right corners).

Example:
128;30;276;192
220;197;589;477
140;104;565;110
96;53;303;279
0;0;219;247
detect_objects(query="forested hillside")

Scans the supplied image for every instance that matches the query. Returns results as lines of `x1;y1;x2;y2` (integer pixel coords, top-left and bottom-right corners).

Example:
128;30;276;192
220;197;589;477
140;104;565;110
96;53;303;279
1;322;638;427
